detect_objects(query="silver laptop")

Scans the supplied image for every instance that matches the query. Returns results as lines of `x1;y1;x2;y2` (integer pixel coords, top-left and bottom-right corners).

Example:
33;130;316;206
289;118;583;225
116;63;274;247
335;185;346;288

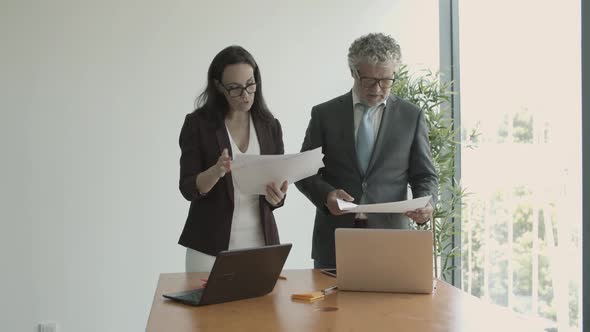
335;228;434;294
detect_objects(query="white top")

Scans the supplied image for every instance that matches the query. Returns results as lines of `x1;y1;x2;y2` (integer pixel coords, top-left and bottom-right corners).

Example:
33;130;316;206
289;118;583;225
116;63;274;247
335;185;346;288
352;90;386;143
226;115;265;249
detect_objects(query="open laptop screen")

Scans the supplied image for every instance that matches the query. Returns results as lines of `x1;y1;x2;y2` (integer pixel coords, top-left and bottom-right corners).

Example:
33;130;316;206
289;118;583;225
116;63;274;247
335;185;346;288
164;243;292;306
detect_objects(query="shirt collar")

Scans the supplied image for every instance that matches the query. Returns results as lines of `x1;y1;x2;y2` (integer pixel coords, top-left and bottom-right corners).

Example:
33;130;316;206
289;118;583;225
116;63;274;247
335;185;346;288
352;89;388;109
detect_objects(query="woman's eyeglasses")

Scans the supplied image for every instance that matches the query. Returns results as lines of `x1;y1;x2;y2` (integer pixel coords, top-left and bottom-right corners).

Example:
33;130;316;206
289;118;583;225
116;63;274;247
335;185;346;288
220;82;257;97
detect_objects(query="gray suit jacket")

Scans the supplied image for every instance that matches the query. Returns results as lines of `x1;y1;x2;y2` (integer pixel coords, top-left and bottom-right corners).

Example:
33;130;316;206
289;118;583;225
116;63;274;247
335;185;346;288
295;91;438;264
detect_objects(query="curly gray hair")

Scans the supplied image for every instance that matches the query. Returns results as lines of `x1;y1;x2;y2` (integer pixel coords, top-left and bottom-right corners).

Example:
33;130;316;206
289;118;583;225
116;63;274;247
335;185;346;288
348;33;402;72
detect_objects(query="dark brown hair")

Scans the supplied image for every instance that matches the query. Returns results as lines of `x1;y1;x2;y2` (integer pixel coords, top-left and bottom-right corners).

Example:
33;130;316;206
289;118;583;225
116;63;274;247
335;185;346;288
195;45;273;122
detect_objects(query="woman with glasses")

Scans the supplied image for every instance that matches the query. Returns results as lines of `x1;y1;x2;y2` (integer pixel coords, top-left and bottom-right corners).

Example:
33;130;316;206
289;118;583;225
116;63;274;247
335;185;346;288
178;45;288;272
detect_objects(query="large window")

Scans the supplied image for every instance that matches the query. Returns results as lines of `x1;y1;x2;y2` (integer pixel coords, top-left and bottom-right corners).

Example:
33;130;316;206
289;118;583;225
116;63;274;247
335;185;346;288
457;1;582;331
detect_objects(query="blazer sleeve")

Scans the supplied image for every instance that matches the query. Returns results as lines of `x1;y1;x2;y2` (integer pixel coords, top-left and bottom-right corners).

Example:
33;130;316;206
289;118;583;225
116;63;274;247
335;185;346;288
408;109;439;205
295;107;335;214
178;114;207;201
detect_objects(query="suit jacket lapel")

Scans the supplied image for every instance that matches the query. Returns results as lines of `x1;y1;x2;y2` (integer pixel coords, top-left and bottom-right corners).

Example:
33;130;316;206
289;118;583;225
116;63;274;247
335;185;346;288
215;121;234;203
366;95;397;175
339;92;363;177
252;117;272;155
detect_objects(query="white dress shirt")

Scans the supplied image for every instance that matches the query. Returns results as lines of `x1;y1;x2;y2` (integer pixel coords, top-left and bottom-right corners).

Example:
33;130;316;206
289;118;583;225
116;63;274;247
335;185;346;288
352;90;387;220
352;90;387;143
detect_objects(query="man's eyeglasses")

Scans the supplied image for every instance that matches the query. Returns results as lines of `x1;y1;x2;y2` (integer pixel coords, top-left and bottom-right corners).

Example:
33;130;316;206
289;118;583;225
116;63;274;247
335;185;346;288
220;82;257;97
356;70;396;89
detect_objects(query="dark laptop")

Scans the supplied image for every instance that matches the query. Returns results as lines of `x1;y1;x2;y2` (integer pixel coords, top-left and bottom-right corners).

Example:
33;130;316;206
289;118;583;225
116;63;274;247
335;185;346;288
163;243;292;306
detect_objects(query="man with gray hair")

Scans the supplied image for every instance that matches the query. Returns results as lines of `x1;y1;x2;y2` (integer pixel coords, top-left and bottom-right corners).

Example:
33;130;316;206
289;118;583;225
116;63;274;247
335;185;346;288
296;33;438;269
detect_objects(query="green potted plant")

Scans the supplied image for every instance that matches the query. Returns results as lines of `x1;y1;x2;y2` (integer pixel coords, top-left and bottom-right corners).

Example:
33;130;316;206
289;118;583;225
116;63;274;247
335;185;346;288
392;65;473;281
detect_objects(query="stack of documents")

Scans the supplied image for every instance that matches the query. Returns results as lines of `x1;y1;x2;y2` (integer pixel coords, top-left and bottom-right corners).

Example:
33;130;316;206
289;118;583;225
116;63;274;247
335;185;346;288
231;148;324;195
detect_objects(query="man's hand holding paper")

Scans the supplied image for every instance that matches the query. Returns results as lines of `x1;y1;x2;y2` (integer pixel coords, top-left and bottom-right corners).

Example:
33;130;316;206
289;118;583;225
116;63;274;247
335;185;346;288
325;189;355;216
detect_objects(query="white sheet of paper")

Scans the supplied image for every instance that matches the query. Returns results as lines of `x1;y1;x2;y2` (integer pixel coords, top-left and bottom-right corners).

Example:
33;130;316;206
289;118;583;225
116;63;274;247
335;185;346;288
336;195;432;214
231;148;324;195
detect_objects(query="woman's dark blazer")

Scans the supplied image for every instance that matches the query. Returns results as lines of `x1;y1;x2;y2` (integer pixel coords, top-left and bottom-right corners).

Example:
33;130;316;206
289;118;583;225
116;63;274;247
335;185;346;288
178;108;285;256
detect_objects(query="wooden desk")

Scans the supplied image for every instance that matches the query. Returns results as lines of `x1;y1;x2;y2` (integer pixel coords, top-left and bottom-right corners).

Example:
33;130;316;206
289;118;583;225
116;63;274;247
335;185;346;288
146;269;544;332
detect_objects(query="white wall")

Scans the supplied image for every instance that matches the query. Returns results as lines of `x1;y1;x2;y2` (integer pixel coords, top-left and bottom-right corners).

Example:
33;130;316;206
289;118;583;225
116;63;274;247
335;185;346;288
2;2;33;331
1;0;439;331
